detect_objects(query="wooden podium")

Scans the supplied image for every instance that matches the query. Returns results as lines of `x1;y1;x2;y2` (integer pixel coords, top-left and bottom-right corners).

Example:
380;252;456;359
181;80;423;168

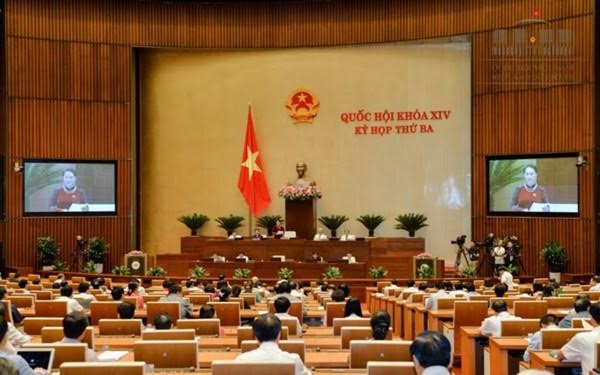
125;253;147;276
285;199;316;240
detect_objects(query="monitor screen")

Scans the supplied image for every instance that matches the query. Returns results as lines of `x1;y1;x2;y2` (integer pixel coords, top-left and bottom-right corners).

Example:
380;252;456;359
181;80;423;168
23;160;117;216
487;154;579;216
17;349;54;370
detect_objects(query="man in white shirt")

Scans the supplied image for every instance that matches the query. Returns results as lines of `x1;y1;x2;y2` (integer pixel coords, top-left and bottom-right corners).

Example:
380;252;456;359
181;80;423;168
480;300;520;337
523;314;559;362
59;312;98;362
57;286;84;314
74;282;96;310
425;281;452;311
274;296;302;337
498;266;514;289
341;253;356;264
558;302;600;374
339;229;356;241
313;228;328;241
410;330;452;374
235;314;311;375
589;276;600;291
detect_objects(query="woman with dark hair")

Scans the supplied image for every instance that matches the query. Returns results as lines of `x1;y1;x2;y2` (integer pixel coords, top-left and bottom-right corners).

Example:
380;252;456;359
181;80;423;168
48;168;89;211
127;281;144;309
510;164;549;211
344;298;363;318
219;286;232;302
370;310;391;340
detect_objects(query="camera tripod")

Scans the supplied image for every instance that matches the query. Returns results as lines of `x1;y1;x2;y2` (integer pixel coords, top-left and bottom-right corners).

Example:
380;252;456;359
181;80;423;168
454;244;472;270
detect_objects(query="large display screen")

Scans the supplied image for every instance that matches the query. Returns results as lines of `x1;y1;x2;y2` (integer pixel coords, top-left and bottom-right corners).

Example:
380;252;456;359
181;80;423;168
23;160;116;216
487;154;579;216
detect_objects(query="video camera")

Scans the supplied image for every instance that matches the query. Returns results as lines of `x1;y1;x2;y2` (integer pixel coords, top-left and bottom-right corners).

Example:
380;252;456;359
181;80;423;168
451;234;467;247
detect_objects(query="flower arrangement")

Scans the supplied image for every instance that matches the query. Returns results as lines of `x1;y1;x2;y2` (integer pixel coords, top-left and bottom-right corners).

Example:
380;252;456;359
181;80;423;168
128;250;144;255
278;184;322;201
417;263;434;279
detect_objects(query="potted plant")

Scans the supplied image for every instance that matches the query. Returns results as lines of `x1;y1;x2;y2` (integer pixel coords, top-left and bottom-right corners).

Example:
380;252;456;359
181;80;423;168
189;266;209;278
215;215;245;236
37;236;60;271
323;266;343;280
112;265;131;275
146;266;167;277
460;264;477;278
234;268;251;279
256;215;283;236
177;213;210;236
540;240;568;282
277;267;294;280
87;236;110;273
318;215;349;238
368;266;388;279
53;260;69;272
356;214;385;237
394;213;428;237
83;260;96;274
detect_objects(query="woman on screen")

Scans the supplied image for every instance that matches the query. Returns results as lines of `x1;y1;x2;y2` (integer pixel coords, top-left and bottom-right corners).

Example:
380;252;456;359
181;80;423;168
48;168;89;211
510;164;549;211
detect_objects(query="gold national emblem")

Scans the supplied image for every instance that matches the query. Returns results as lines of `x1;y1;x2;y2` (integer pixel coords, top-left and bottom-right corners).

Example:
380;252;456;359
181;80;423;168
285;89;320;124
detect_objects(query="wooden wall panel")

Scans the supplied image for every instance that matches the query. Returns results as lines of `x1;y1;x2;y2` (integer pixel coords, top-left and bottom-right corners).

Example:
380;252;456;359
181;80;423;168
7;99;130;158
5;0;594;46
5;217;131;271
7;38;129;101
1;0;595;277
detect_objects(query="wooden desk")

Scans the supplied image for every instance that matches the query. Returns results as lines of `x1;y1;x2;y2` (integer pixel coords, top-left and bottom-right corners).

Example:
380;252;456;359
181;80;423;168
460;327;488;375
395;300;405;337
414;305;428;334
529;351;581;373
489;337;528;375
403;303;420;340
427;309;454;332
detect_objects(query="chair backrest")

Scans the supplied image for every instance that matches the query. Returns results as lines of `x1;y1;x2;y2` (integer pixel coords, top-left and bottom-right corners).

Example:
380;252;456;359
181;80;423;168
133;340;198;369
268;300;303;322
71;277;86;284
27;274;41;281
143;294;163;304
325;302;346;326
240;340;305;362
41;326;94;349
533;278;549;285
333;318;371;335
572;318;593;328
60;362;145;375
7;295;35;308
341;327;392;349
36;300;68;317
142;328;196;340
237;326;288;348
279;317;300;336
240;293;256;306
500;319;540;336
188;294;212;305
209;302;241;326
541;328;587;349
146;301;181;325
409;293;425;303
377;281;392;292
98;319;143;336
437;298;463;310
367;361;417;375
31;290;53;300
349;340;412;368
23;317;63;335
584;291;600;300
469;295;491;302
513;300;548;319
90;301;120;325
94;294;112;302
453;301;489;355
177;318;221;336
543;297;575;308
122;296;138;306
23;343;86;369
228;297;244;309
212;360;295;375
151;279;165;287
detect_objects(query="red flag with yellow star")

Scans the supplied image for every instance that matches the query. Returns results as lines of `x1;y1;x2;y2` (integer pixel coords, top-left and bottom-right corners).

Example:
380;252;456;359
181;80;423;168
238;106;271;217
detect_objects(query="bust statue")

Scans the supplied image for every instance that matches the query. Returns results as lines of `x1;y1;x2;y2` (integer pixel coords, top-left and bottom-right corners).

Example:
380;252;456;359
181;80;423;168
295;162;315;186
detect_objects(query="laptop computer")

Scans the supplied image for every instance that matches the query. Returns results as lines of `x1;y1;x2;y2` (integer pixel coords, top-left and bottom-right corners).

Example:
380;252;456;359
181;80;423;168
17;348;55;371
